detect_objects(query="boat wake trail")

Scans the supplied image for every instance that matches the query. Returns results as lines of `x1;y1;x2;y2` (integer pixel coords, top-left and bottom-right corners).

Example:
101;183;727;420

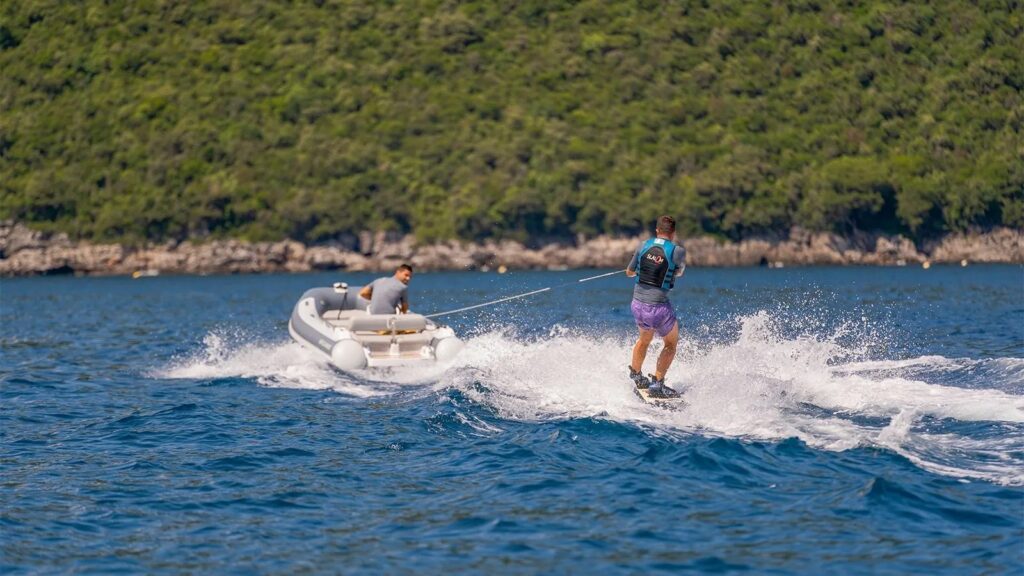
159;332;384;398
158;312;1024;485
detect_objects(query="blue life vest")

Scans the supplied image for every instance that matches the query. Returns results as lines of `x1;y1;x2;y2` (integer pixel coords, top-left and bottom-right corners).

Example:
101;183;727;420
635;238;678;290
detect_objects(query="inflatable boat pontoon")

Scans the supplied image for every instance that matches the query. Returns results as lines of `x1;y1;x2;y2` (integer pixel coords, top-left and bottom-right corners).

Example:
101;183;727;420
288;283;463;369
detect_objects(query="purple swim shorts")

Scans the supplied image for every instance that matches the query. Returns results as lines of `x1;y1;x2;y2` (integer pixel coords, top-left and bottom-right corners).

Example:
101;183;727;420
630;300;678;337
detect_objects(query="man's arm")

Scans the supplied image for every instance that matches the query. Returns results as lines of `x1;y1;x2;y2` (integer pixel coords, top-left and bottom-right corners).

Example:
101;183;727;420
399;286;409;313
625;248;640;277
674;243;687;277
359;284;373;300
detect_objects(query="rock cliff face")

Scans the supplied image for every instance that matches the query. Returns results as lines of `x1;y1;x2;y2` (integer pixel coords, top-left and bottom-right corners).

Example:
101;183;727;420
0;221;1020;277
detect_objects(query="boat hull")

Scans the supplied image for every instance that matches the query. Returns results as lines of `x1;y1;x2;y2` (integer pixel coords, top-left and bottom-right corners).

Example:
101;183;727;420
288;285;462;369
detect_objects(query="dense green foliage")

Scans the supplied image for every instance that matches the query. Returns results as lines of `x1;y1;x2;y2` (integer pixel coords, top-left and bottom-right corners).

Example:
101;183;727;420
1;0;1021;243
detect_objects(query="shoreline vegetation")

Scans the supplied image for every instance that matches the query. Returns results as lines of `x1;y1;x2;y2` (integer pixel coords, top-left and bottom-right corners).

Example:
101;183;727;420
1;221;1019;277
1;2;1021;252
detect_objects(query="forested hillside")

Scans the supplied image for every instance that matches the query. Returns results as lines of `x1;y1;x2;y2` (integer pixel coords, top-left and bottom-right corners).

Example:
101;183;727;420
1;0;1021;244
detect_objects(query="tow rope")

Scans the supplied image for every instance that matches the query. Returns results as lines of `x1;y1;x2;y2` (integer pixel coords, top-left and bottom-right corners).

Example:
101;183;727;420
424;269;626;319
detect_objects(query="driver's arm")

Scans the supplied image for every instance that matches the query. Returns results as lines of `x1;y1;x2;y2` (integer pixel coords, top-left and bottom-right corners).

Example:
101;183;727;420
359;285;373;300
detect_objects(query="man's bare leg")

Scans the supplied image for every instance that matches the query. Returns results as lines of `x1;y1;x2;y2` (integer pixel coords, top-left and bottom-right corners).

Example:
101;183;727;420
654;323;679;381
631;328;654;373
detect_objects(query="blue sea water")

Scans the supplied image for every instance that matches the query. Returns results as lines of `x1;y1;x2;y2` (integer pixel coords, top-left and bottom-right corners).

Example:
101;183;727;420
2;266;1022;574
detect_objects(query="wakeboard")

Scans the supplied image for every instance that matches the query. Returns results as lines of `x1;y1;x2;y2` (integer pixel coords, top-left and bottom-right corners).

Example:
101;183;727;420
633;385;685;408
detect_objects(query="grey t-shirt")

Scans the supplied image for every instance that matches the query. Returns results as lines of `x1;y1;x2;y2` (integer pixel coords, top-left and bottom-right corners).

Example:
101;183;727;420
368;276;409;314
627;239;686;304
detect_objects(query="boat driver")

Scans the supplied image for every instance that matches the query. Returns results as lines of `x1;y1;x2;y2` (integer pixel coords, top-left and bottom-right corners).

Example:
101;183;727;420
360;264;412;314
625;215;686;398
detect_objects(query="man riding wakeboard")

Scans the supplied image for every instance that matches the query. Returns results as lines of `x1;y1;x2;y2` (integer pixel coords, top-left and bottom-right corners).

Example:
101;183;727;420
625;215;686;398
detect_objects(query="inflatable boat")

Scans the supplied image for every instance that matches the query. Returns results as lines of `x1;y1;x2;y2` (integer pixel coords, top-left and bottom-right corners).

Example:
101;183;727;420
288;283;463;369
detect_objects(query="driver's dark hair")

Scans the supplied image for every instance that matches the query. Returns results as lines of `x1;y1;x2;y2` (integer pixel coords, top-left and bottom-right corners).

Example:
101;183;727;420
397;263;413;273
656;215;676;234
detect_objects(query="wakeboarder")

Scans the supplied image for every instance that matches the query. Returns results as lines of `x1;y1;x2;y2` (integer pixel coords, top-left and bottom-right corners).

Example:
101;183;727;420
626;216;686;398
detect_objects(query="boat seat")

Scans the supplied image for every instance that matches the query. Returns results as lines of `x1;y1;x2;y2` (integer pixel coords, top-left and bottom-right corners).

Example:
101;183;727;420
347;314;428;333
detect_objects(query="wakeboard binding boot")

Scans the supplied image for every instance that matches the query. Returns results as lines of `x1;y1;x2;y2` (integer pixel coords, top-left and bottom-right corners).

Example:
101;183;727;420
629;366;651;389
646;374;681;398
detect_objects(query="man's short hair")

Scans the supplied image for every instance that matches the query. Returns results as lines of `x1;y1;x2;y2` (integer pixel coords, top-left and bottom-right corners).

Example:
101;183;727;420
656;215;676;234
397;263;413;274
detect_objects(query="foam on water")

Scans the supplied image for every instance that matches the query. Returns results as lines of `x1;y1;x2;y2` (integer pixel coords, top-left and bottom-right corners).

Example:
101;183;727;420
160;332;384;398
158;312;1024;485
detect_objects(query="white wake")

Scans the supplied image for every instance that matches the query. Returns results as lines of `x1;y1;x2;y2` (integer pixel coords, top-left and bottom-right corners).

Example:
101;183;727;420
156;312;1024;485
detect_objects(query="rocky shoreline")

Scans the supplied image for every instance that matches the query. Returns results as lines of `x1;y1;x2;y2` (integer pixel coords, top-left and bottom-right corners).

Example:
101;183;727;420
0;221;1020;277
